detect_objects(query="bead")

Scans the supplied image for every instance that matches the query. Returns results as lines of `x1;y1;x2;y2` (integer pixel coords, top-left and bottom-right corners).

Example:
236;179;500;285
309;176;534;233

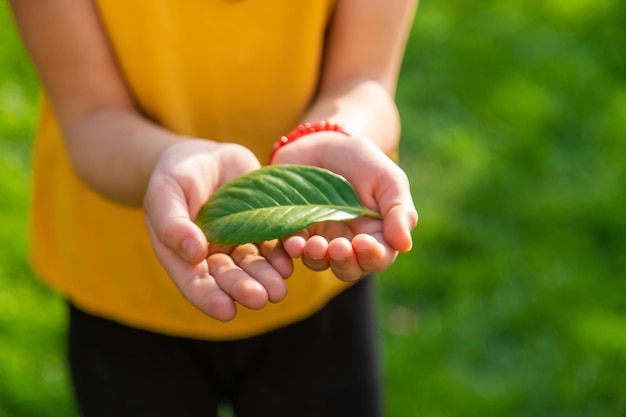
268;121;349;165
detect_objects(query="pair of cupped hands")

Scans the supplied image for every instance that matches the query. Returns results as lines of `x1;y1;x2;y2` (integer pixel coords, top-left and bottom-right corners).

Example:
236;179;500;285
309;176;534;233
143;132;418;322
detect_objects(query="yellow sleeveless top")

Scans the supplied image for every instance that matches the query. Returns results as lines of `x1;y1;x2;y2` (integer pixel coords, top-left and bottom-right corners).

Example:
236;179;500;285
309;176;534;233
29;0;352;340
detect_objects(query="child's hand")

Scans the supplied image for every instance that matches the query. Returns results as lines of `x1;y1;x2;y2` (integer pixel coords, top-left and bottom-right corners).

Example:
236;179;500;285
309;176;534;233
143;140;293;322
272;132;419;281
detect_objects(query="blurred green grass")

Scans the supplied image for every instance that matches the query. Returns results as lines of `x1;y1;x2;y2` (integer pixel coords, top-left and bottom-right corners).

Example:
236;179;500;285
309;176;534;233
0;2;76;416
1;0;626;416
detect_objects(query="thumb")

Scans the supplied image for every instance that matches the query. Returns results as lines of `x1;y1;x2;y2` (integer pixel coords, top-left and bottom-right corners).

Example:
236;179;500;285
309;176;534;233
144;175;209;265
374;166;418;253
155;217;208;264
383;204;418;253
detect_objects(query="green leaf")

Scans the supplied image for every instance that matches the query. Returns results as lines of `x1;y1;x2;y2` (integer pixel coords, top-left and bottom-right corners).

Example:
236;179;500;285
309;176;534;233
195;164;381;245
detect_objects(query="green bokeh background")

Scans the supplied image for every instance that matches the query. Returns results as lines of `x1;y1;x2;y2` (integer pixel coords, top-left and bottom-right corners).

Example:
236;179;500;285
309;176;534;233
1;0;625;416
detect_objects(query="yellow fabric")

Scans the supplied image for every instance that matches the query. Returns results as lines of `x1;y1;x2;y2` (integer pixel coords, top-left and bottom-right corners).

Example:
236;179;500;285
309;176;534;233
29;0;352;340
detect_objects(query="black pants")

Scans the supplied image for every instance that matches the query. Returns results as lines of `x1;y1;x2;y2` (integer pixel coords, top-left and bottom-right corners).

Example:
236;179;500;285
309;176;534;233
68;278;382;417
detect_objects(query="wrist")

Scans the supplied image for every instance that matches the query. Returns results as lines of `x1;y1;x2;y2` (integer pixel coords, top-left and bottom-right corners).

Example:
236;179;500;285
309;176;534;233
268;121;350;165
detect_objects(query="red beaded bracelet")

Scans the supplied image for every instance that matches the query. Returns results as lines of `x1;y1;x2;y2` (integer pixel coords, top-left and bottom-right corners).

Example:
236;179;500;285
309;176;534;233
268;121;349;165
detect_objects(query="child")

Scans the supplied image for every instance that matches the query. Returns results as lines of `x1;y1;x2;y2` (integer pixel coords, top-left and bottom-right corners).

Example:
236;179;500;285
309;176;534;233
10;0;419;416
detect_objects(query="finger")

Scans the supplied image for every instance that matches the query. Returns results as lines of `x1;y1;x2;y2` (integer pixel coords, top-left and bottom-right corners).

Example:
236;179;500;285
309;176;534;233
282;231;308;259
208;252;270;310
351;233;397;273
372;168;418;253
178;264;239;322
283;221;352;259
146;223;237;321
327;237;365;282
144;174;208;264
383;204;419;253
258;239;294;279
301;235;330;271
231;243;288;304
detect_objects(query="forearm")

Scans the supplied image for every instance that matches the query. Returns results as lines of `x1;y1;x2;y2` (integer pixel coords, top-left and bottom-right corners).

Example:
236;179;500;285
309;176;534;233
300;78;401;156
299;0;417;157
64;106;184;206
9;0;198;207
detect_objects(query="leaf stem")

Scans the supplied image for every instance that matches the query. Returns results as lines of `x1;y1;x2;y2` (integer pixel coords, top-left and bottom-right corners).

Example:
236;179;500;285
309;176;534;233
364;208;383;220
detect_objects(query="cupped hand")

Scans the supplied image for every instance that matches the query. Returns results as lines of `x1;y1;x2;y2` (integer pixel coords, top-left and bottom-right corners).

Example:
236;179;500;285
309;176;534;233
143;140;294;321
272;132;418;281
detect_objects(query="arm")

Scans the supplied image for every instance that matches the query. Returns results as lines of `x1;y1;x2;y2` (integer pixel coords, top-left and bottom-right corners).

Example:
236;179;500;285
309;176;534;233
304;0;418;152
9;0;291;321
273;0;419;280
9;0;177;205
